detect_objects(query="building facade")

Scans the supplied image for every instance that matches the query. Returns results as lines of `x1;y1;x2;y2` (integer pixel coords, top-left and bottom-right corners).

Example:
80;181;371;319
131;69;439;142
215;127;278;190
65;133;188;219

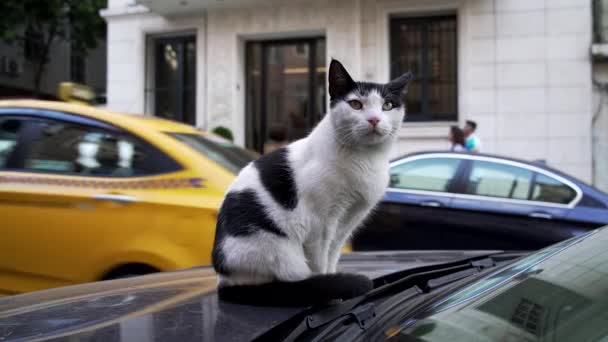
0;38;107;102
592;0;608;192
102;0;595;185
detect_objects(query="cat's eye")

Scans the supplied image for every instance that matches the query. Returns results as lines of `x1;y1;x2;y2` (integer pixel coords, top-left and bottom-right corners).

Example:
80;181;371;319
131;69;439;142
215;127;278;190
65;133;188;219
382;102;394;111
348;100;363;110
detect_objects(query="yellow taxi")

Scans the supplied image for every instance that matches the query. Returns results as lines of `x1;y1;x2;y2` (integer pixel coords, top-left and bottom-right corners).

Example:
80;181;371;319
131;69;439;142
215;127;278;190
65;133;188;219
0;100;257;296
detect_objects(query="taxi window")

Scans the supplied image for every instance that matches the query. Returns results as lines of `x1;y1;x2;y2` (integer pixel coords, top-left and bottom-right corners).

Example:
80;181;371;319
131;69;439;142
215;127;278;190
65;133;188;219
22;120;181;177
0;118;23;168
169;133;256;174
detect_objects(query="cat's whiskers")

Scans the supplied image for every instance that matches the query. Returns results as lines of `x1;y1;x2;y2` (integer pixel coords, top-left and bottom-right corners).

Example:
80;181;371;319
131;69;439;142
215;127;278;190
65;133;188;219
335;125;358;146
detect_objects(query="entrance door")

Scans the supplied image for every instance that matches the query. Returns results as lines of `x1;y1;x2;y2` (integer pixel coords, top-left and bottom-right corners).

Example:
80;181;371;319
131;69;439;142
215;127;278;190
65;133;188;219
246;38;326;154
147;35;196;125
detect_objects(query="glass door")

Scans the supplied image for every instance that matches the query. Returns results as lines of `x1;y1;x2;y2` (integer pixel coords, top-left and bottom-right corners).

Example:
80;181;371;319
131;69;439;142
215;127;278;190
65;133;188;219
246;38;326;154
146;35;196;125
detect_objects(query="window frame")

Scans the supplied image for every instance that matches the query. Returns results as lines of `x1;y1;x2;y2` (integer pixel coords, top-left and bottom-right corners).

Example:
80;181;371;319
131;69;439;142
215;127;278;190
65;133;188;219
389;14;459;122
0;108;183;177
388;153;582;208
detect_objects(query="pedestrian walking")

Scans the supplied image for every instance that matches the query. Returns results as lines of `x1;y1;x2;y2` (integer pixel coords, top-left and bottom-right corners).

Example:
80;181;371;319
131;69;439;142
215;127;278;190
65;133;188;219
463;120;481;153
448;126;466;152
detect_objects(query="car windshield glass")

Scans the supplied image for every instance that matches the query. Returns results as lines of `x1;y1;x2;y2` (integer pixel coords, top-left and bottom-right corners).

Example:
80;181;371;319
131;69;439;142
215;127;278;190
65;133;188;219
385;229;605;341
168;133;256;174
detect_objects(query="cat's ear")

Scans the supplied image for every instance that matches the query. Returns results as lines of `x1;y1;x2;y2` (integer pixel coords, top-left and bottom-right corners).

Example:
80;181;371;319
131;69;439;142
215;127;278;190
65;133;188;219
328;59;356;99
387;72;414;95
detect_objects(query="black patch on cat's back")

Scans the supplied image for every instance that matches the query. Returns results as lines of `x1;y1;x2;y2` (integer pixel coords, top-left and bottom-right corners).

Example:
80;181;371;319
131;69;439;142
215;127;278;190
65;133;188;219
212;189;288;275
254;147;298;210
212;242;230;275
217;190;287;238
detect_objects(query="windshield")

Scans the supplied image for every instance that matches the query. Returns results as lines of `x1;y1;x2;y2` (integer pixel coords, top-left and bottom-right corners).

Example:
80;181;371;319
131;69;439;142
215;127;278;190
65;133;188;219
169;133;256;174
386;229;606;341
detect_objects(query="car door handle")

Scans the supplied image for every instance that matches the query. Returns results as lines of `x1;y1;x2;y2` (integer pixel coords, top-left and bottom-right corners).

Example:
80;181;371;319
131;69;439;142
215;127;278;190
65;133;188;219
419;200;442;208
93;193;137;204
529;212;552;220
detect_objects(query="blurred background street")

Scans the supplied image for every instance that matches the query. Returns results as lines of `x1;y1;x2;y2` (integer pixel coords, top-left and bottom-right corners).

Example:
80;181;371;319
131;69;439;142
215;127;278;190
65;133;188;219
5;3;608;341
2;0;608;188
3;0;608;297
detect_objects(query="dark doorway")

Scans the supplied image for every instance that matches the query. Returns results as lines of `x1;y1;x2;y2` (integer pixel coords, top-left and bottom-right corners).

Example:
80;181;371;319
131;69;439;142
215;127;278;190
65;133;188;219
147;35;196;125
246;38;326;154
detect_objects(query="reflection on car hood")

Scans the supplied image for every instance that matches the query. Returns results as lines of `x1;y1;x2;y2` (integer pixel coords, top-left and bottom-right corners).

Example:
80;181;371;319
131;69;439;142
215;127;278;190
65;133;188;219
0;251;502;342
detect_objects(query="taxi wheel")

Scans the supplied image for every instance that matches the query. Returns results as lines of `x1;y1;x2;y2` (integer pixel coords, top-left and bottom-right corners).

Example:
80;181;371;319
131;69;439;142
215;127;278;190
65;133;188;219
102;264;160;280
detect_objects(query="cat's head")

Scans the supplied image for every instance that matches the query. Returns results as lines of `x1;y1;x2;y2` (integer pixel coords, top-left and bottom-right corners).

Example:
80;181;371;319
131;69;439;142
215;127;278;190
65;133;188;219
328;59;412;147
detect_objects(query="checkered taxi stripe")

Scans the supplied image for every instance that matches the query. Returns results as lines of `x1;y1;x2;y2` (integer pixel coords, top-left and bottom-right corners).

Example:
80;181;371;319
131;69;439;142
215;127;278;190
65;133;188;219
0;175;206;189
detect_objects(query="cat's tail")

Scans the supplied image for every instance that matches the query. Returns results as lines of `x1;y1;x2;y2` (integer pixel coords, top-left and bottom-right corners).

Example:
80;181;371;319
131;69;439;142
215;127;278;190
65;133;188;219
217;273;373;307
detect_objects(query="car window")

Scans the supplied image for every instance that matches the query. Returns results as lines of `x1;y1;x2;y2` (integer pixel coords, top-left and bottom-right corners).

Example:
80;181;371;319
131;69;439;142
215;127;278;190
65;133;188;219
168;133;256;174
531;173;576;204
389;158;461;192
23;120;180;177
382;231;604;342
0;118;23;168
467;160;532;200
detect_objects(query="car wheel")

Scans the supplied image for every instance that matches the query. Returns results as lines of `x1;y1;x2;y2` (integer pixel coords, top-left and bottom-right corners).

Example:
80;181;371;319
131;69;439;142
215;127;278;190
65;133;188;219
102;264;160;280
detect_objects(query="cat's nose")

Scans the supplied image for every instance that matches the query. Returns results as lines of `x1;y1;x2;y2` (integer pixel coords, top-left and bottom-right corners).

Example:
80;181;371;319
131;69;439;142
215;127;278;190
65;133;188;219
367;117;380;127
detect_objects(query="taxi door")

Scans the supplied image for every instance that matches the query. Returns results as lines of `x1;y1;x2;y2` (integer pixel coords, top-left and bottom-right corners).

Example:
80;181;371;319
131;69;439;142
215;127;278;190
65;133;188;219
0;110;189;295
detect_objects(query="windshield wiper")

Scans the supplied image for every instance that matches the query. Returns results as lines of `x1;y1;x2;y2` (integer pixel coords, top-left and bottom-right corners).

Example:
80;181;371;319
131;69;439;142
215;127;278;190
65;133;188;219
255;254;513;342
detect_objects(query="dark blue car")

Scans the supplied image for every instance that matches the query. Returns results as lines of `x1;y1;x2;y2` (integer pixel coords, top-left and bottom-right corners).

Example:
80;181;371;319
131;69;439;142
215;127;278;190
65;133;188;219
354;151;608;251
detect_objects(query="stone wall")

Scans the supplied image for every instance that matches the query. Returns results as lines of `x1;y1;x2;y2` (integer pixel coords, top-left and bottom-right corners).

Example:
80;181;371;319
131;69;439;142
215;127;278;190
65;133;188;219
104;0;595;182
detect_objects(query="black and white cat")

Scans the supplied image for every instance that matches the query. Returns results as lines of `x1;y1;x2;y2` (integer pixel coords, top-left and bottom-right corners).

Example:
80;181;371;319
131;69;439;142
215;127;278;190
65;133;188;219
212;59;412;306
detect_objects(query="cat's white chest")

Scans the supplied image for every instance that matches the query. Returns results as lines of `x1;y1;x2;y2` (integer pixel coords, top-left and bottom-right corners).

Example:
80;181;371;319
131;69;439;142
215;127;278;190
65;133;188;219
351;164;389;202
303;158;387;213
288;134;391;234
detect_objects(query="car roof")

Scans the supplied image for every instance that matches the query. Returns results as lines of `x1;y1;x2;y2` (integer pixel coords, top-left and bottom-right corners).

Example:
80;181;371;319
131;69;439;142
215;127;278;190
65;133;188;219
393;150;593;187
394;150;552;170
0;99;204;135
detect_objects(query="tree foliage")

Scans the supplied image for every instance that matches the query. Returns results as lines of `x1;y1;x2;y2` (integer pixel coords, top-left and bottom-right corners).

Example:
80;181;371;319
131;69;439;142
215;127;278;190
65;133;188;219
0;0;107;97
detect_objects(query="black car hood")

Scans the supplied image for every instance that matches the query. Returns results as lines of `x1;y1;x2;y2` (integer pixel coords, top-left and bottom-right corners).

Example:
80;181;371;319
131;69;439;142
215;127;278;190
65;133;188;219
0;251;502;342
